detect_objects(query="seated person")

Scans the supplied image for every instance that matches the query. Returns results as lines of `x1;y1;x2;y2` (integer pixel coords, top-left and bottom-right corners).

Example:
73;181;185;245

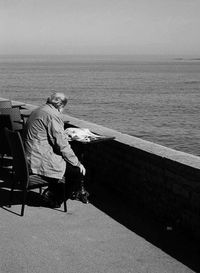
23;92;86;207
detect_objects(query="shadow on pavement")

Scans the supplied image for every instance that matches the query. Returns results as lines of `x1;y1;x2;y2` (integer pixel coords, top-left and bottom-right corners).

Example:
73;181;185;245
0;177;50;216
0;179;67;215
89;185;200;273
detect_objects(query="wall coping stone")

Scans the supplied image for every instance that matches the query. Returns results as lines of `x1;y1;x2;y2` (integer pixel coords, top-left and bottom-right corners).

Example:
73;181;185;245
61;113;200;170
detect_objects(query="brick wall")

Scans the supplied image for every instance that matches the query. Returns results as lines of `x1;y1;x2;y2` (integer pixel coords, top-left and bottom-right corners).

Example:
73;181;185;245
83;140;200;238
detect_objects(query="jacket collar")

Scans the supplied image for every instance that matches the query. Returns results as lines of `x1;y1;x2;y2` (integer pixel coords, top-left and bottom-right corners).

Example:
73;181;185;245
45;103;61;116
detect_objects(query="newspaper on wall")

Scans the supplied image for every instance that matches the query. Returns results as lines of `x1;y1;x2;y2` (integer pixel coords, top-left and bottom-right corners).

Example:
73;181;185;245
65;128;102;142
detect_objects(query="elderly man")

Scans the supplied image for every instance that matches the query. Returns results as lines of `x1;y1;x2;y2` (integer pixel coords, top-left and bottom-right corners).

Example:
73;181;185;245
23;92;86;207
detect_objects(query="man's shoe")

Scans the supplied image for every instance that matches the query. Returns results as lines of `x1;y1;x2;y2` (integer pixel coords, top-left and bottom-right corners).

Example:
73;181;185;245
49;201;62;209
42;189;62;208
69;190;89;204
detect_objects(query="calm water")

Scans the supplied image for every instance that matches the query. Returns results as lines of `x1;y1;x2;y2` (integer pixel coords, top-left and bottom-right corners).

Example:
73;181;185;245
0;55;200;156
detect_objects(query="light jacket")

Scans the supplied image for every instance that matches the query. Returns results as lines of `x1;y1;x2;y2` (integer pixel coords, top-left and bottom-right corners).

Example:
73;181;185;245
23;104;80;179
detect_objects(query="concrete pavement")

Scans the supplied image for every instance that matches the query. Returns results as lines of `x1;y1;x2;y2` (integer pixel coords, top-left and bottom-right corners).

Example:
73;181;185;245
0;186;199;273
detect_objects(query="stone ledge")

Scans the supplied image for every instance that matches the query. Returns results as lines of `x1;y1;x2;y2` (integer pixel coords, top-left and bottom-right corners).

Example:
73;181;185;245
61;113;200;170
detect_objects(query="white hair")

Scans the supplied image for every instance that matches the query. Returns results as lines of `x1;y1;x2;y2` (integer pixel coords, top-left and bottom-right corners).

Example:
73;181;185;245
46;92;68;109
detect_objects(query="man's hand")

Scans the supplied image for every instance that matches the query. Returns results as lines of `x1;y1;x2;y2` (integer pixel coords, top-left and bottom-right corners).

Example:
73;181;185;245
79;163;86;176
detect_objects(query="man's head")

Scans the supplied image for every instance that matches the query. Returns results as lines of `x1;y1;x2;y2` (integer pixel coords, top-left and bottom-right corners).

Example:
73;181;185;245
46;92;68;112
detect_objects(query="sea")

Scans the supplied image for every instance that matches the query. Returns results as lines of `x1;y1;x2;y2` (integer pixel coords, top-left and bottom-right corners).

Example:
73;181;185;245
0;54;200;157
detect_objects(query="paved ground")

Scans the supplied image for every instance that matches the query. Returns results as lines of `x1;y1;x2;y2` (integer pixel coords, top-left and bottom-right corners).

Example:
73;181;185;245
0;183;199;273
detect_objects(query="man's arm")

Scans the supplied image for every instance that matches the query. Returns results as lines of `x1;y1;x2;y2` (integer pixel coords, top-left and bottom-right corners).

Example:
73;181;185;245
48;117;86;175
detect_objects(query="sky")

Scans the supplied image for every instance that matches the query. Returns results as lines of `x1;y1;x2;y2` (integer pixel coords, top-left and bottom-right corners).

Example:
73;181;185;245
0;0;200;55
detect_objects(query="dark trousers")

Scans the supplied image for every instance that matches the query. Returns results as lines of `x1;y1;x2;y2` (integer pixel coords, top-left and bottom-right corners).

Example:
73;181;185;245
43;164;82;202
